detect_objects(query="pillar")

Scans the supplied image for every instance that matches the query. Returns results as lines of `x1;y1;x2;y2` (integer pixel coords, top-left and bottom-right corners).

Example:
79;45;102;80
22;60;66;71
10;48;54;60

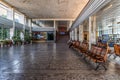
54;20;56;42
10;8;15;40
89;17;92;50
28;19;32;37
28;19;32;44
69;21;73;39
75;28;77;40
112;18;116;42
21;16;26;41
71;30;74;40
93;16;97;44
23;16;26;33
89;16;97;44
68;21;73;31
79;24;83;42
70;31;72;40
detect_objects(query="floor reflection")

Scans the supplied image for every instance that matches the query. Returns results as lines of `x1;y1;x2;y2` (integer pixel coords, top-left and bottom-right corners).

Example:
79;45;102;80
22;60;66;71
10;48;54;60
0;43;120;80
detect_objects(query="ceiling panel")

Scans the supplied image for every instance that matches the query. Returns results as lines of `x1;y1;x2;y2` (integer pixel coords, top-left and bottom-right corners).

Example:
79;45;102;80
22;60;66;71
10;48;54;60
2;0;89;19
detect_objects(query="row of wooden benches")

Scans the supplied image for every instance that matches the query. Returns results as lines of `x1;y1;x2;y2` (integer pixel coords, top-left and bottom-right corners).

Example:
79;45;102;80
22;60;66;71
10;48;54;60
68;40;109;70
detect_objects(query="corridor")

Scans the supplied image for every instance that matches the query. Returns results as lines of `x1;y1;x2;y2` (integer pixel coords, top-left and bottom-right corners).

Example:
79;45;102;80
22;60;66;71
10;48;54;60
1;0;120;79
0;43;120;80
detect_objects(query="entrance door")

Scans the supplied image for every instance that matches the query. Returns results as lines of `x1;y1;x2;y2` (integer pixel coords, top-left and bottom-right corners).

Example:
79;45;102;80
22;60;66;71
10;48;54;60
47;32;54;40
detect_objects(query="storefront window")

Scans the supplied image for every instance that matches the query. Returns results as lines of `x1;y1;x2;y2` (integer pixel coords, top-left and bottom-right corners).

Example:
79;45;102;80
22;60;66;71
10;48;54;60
32;32;47;41
47;32;54;40
32;31;54;41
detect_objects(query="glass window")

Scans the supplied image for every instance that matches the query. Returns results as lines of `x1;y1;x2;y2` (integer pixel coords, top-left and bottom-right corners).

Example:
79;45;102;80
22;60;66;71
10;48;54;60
0;27;2;39
3;28;10;39
25;30;29;35
14;29;21;37
15;12;24;24
0;27;10;40
32;32;47;41
0;3;12;20
0;4;7;18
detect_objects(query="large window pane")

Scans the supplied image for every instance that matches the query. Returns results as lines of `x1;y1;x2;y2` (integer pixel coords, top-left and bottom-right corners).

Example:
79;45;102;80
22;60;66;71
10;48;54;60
15;12;24;24
0;3;12;20
0;5;7;18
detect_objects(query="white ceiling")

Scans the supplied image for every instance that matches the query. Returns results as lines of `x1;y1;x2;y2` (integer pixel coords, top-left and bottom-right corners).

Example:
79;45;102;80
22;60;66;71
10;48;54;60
3;0;89;19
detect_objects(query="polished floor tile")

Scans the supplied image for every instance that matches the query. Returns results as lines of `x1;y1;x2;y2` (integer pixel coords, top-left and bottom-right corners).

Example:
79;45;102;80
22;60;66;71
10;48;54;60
0;43;120;80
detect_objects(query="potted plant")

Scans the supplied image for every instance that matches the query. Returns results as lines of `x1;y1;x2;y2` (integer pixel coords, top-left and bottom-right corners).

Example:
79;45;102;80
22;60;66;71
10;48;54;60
12;36;22;45
24;35;31;44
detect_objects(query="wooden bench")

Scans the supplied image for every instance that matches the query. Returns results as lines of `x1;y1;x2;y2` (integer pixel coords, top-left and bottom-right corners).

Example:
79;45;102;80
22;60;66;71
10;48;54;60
68;40;75;48
68;41;109;70
79;42;88;54
85;45;109;70
78;43;109;70
92;47;109;70
84;45;101;59
73;41;80;48
114;44;120;59
69;40;80;49
97;42;112;57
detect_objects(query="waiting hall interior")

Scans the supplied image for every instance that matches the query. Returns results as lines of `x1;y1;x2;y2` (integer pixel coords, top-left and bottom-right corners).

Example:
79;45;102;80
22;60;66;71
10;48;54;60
0;0;120;80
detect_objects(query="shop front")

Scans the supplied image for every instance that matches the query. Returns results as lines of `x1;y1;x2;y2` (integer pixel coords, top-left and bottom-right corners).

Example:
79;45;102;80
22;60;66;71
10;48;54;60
32;31;54;42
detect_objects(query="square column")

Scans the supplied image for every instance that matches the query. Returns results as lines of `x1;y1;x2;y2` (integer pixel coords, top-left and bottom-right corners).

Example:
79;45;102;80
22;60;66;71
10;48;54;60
71;30;74;40
89;17;92;50
92;16;97;44
28;19;32;44
89;16;97;44
54;20;56;42
68;21;73;31
70;31;72;40
10;8;15;40
28;19;32;37
79;25;83;42
69;21;73;39
23;16;26;33
75;28;77;41
21;16;26;41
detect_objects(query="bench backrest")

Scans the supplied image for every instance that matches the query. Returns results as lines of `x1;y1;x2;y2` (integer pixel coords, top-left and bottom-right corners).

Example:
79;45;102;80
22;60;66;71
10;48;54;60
96;47;102;55
114;44;120;55
100;47;109;62
75;41;80;47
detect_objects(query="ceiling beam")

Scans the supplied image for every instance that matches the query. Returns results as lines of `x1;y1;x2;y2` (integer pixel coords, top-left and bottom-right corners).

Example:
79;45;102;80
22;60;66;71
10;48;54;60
32;18;74;21
70;0;112;31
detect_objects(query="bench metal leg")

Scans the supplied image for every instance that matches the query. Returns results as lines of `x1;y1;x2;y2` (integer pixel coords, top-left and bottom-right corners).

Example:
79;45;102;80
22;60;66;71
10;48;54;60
95;62;107;71
114;55;117;59
95;63;100;70
108;54;112;58
101;63;107;70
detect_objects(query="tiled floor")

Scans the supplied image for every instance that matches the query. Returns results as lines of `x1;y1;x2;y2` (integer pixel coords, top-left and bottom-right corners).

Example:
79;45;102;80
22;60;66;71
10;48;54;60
0;43;120;80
